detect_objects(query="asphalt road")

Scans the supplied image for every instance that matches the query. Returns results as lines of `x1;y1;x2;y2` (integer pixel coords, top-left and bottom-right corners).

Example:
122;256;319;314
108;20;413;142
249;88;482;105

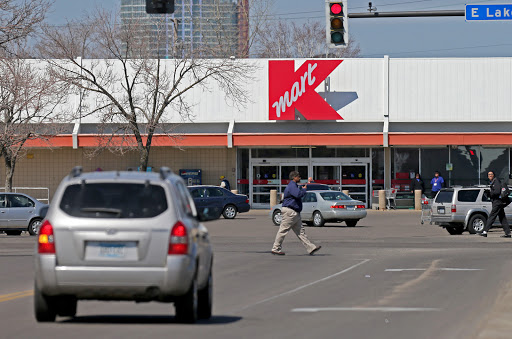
2;210;512;339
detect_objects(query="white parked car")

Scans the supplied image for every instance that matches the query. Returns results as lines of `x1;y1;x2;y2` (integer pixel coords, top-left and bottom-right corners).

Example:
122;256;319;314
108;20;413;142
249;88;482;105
270;190;367;227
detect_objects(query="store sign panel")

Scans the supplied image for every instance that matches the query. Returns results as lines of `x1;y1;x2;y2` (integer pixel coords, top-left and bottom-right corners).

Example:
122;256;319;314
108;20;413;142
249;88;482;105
269;60;343;121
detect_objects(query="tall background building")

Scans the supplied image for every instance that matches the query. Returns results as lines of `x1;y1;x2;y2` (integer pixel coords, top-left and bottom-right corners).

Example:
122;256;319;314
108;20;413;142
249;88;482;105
120;0;249;58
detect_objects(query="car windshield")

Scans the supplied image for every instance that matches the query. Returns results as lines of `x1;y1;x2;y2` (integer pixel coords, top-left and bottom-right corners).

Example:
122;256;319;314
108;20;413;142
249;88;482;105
320;192;351;201
435;190;453;203
59;183;168;218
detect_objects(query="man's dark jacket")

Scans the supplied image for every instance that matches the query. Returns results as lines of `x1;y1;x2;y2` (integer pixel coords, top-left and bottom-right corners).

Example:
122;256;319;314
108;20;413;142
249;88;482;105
411;178;425;194
282;181;306;212
490;177;507;203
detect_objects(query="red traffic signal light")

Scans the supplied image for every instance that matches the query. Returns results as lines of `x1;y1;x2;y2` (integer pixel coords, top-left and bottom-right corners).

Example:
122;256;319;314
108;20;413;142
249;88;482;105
326;1;348;48
330;3;342;15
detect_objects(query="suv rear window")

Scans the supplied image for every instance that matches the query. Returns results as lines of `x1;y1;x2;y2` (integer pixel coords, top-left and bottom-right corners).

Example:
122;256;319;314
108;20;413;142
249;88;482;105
59;183;168;218
457;190;480;202
435;190;453;203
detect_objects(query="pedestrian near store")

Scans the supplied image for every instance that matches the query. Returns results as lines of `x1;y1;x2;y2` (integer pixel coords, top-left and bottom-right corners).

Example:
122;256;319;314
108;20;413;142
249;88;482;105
479;171;511;238
430;171;445;198
220;176;231;191
307;177;315;184
271;171;322;256
411;173;425;195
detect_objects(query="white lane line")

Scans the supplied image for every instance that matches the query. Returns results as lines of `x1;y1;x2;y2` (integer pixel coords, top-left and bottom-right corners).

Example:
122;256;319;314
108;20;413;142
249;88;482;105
385;268;483;272
292;307;441;313
238;259;370;312
439;268;484;271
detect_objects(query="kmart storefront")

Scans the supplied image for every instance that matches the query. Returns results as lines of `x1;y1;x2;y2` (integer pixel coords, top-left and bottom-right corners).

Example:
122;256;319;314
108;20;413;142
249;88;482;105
4;57;512;208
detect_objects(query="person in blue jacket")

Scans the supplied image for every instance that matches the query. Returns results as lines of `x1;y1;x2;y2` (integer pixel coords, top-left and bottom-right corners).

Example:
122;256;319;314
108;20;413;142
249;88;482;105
430;171;445;198
271;171;321;256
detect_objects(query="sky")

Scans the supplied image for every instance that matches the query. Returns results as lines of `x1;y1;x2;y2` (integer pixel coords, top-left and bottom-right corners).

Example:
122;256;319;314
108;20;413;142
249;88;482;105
47;0;512;58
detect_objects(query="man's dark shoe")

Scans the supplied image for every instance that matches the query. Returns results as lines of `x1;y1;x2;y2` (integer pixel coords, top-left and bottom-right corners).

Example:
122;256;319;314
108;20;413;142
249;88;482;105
500;234;511;238
271;250;285;255
309;246;322;255
478;232;487;237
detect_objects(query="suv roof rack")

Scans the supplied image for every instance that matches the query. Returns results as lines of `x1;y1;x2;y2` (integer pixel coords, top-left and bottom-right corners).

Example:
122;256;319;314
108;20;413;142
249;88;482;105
70;166;83;178
159;167;173;180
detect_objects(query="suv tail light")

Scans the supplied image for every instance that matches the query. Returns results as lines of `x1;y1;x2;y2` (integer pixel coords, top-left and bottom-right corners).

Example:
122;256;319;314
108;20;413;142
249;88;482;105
451;204;457;213
246;198;249;204
38;220;55;254
168;221;188;255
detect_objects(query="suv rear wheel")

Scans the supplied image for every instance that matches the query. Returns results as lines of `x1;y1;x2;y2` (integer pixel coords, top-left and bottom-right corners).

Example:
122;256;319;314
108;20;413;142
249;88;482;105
175;276;198;323
467;214;486;234
34;283;57;322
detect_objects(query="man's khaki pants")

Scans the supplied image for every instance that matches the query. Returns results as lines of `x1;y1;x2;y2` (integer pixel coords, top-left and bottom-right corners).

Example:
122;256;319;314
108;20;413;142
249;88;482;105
272;207;316;253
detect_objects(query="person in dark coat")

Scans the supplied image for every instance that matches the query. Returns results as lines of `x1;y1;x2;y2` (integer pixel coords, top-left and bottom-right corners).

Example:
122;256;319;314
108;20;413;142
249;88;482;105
479;170;511;238
271;171;321;255
411;173;425;195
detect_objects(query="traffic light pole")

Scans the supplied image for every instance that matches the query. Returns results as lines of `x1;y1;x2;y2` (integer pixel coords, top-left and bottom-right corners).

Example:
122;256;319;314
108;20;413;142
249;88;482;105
348;10;465;18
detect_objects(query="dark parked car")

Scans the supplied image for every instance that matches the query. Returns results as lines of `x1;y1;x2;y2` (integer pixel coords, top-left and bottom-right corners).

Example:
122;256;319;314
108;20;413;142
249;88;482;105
188;186;250;219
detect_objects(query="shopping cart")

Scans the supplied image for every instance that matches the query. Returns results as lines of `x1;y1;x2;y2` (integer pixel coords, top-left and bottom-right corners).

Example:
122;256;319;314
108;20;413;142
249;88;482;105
420;197;433;224
385;189;397;209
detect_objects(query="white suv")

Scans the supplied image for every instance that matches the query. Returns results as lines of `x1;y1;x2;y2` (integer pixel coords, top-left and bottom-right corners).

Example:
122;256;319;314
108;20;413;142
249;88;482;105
34;167;214;323
431;186;512;235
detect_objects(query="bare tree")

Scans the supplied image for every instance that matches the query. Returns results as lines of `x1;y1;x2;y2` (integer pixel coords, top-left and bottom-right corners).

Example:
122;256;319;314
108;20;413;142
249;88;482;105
255;21;360;58
0;0;52;52
235;0;275;58
0;46;70;191
38;9;254;171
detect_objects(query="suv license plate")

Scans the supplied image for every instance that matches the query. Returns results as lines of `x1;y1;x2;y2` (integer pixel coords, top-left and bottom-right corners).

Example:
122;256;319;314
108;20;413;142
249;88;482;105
438;207;445;214
99;243;126;258
85;241;137;260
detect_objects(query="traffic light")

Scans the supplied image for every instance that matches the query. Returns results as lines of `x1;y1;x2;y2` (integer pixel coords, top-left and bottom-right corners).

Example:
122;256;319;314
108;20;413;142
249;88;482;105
325;0;348;48
146;0;174;14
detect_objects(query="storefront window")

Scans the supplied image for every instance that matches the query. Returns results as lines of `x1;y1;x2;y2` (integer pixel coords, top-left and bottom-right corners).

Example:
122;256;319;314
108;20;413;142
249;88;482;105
480;147;509;183
237;148;249;195
336;148;367;157
312;146;335;157
450;146;479;186
421;147;449;190
372;149;384;190
251;148;308;158
392;148;419;192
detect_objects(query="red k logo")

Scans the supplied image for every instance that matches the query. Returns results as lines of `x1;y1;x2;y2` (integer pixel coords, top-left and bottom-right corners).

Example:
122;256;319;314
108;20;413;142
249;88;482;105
269;60;343;121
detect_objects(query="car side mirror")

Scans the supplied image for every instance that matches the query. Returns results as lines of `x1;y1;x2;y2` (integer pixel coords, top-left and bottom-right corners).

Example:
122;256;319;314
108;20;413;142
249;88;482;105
196;206;221;222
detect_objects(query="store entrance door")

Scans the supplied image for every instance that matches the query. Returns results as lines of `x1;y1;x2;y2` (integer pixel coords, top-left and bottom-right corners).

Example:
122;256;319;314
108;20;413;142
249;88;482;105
341;164;368;206
250;163;309;209
250;164;279;209
312;165;341;190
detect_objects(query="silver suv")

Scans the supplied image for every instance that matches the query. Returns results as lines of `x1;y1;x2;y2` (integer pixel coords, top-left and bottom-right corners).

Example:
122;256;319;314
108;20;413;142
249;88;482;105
34;167;214;323
430;186;512;235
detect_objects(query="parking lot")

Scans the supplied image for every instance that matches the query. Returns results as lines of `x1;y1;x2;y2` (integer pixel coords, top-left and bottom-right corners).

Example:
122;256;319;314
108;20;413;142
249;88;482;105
2;209;512;338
